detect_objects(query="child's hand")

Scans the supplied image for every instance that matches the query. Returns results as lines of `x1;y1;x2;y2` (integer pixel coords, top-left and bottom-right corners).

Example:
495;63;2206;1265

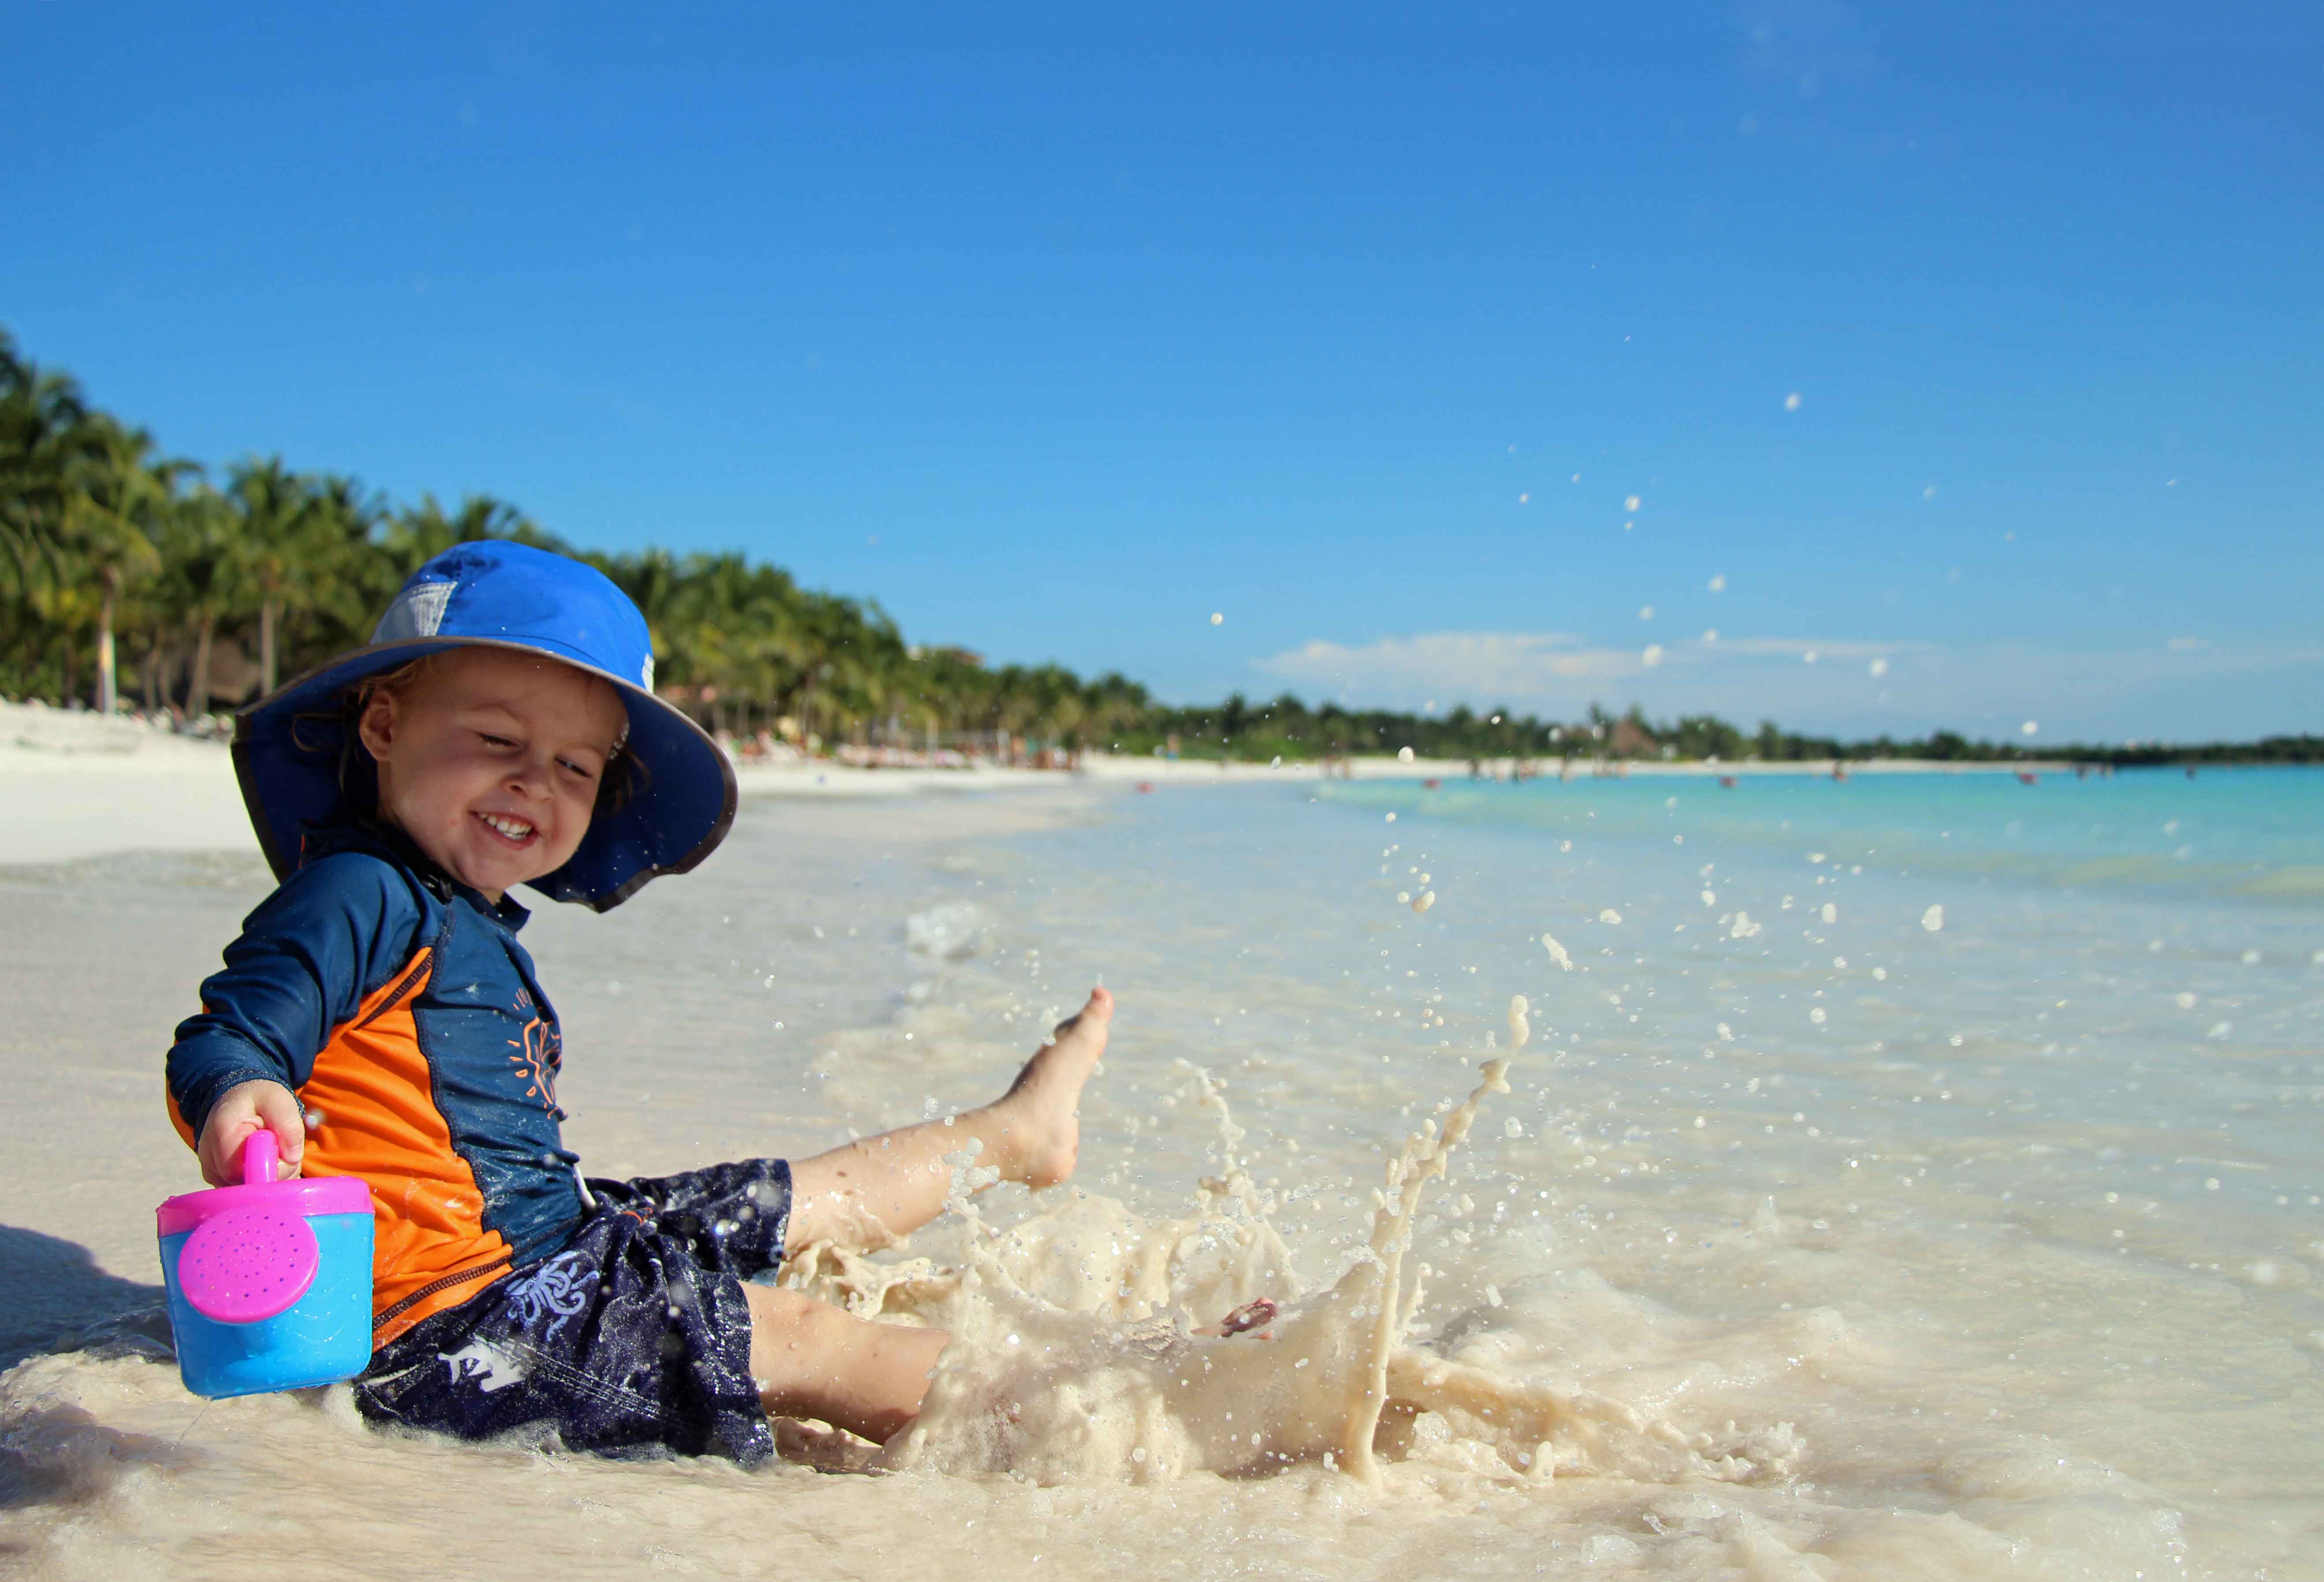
197;1079;308;1186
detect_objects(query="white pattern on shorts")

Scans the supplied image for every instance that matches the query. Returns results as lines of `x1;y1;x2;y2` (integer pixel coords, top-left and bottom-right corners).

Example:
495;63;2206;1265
502;1248;593;1342
440;1338;526;1393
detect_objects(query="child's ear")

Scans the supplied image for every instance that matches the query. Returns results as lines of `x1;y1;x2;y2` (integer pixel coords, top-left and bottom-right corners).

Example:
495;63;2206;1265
355;689;398;762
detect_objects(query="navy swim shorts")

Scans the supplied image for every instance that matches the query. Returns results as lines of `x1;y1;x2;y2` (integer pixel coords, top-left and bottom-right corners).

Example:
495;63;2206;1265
353;1159;793;1465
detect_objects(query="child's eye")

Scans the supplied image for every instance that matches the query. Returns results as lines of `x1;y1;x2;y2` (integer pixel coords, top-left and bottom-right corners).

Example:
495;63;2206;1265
479;733;517;749
558;757;600;781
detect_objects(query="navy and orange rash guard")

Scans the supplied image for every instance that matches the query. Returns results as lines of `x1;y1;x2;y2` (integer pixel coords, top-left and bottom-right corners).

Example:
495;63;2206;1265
166;825;584;1345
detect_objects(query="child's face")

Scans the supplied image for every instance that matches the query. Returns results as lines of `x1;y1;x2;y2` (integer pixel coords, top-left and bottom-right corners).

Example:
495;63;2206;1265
358;648;630;902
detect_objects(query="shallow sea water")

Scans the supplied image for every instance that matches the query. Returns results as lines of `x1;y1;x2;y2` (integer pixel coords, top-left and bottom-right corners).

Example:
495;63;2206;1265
2;769;2319;1579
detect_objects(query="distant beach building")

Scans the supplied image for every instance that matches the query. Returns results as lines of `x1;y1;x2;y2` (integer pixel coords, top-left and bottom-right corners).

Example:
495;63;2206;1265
1608;717;1657;759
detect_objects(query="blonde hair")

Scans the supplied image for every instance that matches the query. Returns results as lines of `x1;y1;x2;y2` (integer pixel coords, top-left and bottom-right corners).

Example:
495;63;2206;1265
346;653;446;715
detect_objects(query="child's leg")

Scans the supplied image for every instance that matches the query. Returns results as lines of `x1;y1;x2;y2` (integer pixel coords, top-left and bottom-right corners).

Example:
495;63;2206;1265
745;1284;949;1444
748;988;1109;1444
783;986;1112;1255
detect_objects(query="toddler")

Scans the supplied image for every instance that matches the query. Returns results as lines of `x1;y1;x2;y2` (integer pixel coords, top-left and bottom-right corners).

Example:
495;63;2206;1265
164;541;1110;1462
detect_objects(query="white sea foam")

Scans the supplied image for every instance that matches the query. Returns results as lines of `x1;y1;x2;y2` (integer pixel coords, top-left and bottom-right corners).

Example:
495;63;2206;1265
906;901;992;960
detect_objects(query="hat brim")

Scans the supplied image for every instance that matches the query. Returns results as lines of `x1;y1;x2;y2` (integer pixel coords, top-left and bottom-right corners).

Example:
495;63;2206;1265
233;638;738;912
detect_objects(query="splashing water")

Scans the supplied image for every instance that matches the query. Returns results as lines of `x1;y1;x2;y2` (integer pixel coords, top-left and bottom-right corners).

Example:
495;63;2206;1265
784;992;1796;1489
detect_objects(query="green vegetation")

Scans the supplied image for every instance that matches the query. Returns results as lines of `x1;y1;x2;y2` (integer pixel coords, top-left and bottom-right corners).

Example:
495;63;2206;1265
4;328;2316;767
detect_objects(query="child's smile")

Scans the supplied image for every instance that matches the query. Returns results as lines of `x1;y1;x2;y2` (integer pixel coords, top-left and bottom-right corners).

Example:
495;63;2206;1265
476;811;540;847
358;648;631;902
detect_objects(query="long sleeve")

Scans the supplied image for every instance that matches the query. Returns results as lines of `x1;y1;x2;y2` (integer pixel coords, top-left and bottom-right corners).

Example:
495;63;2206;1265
166;851;429;1144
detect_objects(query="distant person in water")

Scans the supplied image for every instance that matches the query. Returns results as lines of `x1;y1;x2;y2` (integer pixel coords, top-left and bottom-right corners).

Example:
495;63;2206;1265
162;542;1110;1463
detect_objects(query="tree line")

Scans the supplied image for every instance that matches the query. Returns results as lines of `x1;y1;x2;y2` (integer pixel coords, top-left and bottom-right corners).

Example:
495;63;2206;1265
4;329;2314;767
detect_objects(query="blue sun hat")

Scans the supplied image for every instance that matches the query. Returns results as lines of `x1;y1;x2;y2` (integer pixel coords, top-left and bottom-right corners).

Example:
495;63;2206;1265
233;541;737;911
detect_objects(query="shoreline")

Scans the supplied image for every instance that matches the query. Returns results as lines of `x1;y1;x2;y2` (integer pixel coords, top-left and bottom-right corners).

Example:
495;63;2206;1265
0;696;2152;866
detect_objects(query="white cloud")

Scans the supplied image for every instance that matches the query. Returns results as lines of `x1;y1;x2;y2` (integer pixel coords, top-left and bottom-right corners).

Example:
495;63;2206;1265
1250;629;2324;738
1701;636;1904;661
1256;630;1912;704
1258;631;1634;696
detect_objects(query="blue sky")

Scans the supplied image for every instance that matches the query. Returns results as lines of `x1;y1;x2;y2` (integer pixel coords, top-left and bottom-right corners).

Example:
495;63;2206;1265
6;2;2318;741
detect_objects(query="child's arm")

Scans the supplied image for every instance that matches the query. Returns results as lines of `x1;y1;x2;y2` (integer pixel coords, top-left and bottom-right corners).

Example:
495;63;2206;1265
167;851;428;1186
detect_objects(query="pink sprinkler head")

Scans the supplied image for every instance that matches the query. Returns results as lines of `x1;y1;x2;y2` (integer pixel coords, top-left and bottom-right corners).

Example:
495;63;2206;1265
175;1131;321;1325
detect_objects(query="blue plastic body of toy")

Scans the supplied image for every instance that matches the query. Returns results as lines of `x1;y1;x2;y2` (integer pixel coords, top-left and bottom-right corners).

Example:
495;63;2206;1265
158;1211;375;1397
154;1132;377;1399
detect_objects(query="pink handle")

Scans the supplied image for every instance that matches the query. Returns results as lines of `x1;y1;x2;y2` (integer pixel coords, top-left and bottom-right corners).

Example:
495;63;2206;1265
240;1129;282;1186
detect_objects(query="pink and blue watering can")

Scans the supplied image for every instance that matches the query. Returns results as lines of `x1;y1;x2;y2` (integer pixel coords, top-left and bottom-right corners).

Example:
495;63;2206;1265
155;1131;375;1397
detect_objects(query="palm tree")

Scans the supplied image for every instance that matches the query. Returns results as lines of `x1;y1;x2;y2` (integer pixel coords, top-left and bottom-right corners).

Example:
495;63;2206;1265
223;451;313;683
307;474;389;640
153;485;249;719
0;347;180;712
224;456;336;694
56;414;171;713
595;547;689;696
656;552;791;731
0;340;87;599
789;592;906;747
380;492;552;579
1082;671;1153;750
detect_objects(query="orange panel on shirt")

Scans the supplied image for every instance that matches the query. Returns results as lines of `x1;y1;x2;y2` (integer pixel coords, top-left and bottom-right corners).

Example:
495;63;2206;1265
299;946;513;1344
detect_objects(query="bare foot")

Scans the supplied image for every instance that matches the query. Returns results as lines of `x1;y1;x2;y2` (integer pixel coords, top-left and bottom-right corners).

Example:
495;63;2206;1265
1195;1298;1279;1339
985;986;1112;1188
